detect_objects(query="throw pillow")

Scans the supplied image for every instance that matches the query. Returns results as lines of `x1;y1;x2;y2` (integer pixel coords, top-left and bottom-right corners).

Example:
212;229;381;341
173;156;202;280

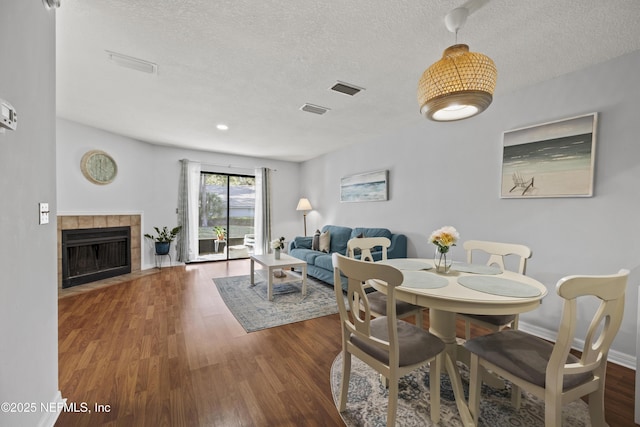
293;236;313;249
353;232;364;255
319;230;331;253
312;229;321;251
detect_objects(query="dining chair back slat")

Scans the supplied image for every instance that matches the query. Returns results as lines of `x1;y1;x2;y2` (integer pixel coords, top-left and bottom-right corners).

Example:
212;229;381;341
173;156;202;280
459;239;533;340
346;237;424;327
346;236;390;262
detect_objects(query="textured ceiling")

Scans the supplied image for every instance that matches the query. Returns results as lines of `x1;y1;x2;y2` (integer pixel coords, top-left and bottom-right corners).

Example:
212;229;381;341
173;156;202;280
56;0;640;162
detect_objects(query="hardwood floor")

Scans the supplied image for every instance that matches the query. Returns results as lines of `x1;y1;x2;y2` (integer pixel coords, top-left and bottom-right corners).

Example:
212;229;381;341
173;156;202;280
56;261;637;426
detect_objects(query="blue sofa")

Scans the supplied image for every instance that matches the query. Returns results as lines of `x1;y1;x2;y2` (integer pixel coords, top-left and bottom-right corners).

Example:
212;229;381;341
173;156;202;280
288;225;407;290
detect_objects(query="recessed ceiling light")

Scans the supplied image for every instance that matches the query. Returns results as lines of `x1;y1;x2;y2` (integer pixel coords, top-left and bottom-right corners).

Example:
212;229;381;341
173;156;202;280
216;124;229;131
106;51;158;74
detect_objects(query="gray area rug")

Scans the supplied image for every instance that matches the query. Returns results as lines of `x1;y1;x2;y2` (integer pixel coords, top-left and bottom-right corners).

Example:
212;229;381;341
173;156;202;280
330;353;591;426
214;274;339;332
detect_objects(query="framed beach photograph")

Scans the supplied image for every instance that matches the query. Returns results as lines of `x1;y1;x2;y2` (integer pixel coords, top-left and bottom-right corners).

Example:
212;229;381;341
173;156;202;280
340;170;388;202
500;113;597;198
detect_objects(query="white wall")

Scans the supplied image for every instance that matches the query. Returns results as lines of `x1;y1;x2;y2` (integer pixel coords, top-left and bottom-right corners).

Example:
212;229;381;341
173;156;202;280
300;50;640;367
0;2;62;427
56;119;303;268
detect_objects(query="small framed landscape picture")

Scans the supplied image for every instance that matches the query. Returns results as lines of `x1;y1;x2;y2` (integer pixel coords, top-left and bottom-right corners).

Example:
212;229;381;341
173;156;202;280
340;170;388;202
500;113;597;198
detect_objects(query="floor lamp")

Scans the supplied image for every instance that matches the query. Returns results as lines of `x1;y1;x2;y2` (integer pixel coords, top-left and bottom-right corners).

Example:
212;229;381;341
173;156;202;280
296;198;312;236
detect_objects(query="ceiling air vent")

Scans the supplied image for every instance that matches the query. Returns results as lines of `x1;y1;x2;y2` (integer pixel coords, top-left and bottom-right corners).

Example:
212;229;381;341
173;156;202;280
300;103;330;115
330;81;365;96
106;50;158;74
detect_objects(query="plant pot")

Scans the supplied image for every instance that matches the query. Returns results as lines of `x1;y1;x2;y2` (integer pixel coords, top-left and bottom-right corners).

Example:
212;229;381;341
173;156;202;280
155;242;171;255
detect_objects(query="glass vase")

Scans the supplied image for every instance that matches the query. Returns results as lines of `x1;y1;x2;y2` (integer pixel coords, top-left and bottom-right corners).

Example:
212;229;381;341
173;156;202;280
434;247;452;273
274;248;281;260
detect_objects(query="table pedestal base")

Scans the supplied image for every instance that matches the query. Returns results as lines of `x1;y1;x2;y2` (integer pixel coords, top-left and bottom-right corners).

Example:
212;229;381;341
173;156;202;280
429;309;475;427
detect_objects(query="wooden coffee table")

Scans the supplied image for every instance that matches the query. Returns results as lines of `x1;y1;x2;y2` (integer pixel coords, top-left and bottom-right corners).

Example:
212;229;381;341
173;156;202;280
250;253;308;301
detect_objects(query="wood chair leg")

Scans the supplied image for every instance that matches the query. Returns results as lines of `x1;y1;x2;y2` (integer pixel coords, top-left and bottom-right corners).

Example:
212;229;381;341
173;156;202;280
339;351;351;412
387;375;399;427
464;319;472;340
416;309;424;329
468;354;482;423
511;383;521;410
588;386;607;426
380;374;390;388
429;356;441;424
545;394;562;427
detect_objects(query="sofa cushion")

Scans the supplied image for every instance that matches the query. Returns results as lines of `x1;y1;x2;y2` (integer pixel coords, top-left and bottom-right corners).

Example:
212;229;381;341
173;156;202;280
321;225;353;255
350;227;392;240
292;236;313;249
289;248;325;265
313;253;334;271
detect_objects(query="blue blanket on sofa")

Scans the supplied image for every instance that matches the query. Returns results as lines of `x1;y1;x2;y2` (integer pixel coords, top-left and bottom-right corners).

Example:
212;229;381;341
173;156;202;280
288;225;407;290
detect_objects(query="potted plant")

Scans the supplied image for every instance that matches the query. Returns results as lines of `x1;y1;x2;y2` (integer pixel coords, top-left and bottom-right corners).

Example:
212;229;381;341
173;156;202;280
144;226;182;255
213;226;226;240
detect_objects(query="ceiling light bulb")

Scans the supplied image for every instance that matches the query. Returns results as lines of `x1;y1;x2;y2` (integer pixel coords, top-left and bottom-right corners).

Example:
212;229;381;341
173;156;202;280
216;124;229;131
432;104;479;121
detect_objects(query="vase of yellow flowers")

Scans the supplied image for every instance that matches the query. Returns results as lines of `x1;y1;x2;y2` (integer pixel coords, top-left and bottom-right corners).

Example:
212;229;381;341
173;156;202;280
271;236;285;259
429;226;459;273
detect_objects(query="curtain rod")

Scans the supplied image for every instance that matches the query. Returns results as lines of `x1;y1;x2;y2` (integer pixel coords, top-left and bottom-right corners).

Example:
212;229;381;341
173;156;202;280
180;159;277;171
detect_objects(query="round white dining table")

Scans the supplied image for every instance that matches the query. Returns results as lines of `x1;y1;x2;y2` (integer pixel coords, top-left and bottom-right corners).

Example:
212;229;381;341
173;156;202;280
371;258;548;427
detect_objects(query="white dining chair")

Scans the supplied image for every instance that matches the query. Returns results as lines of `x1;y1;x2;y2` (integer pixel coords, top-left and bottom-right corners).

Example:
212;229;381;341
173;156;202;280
346;237;424;327
332;253;445;426
457;239;532;339
464;269;629;426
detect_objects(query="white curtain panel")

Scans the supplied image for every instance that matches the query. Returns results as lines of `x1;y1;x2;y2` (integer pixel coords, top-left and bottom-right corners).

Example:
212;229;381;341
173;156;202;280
254;167;272;255
177;159;201;262
187;161;200;260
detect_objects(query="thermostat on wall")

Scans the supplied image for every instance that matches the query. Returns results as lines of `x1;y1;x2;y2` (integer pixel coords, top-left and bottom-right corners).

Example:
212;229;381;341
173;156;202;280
0;99;17;132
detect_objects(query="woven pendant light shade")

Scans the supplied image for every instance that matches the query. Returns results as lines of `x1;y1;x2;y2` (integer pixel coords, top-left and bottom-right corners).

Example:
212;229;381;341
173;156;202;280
418;44;497;121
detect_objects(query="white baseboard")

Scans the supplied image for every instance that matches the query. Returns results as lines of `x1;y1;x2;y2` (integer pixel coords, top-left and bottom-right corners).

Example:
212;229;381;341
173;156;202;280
37;390;64;427
519;321;636;370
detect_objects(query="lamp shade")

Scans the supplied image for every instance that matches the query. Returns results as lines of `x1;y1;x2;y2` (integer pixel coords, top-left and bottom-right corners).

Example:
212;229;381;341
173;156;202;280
296;198;312;211
417;44;497;122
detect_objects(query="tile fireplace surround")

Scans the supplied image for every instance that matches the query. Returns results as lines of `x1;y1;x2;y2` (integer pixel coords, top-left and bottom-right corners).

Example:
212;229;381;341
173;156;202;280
57;214;142;290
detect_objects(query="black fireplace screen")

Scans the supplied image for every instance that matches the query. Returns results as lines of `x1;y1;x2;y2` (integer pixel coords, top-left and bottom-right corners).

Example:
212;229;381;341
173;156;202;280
62;226;131;288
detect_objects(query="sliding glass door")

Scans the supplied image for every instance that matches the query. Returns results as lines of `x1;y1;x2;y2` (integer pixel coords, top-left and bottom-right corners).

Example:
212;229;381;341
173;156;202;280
197;172;255;261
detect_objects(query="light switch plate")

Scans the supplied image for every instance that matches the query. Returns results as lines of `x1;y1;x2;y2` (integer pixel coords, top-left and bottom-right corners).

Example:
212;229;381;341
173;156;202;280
39;202;49;225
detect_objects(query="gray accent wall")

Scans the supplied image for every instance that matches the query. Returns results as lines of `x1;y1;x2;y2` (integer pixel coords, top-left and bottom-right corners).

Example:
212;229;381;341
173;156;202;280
0;2;60;427
300;49;640;367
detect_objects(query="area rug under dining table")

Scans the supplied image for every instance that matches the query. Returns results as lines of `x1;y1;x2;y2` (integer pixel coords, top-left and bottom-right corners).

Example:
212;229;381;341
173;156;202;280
213;274;339;332
330;353;591;426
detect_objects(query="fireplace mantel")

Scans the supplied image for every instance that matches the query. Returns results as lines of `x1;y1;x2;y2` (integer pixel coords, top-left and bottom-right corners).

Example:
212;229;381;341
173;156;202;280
57;214;141;289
